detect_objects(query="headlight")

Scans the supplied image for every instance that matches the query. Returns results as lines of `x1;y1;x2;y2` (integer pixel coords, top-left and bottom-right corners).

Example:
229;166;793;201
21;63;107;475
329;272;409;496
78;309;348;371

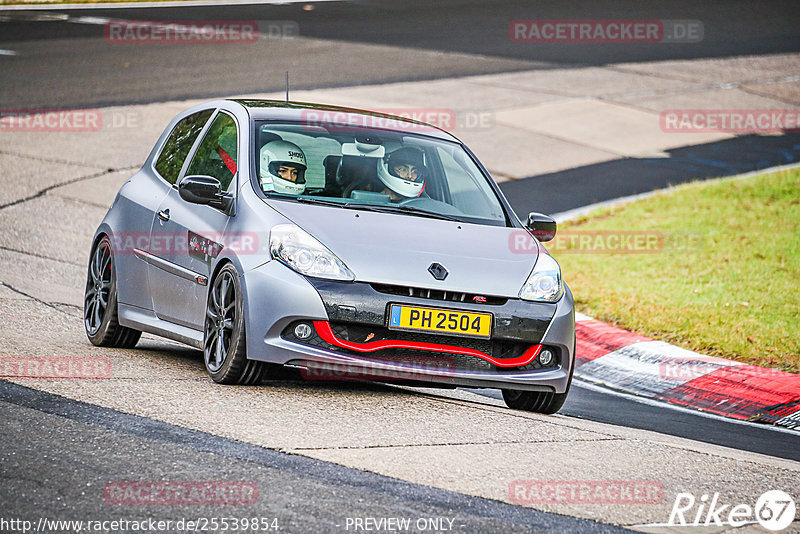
520;252;563;302
269;224;354;281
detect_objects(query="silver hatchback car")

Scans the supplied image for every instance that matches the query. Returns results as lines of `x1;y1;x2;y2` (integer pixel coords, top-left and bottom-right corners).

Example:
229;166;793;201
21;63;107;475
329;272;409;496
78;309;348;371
84;99;575;413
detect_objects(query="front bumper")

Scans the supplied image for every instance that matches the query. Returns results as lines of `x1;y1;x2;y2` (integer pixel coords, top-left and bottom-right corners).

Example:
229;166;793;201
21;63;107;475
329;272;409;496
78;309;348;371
242;261;575;393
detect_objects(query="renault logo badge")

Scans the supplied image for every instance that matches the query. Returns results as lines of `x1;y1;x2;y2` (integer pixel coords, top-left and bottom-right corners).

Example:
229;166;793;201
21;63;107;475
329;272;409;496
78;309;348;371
428;263;448;280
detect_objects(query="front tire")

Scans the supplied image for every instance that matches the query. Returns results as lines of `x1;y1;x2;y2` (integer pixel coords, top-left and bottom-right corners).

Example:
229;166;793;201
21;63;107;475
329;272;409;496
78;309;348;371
204;264;265;385
501;388;569;414
502;335;576;414
84;235;141;348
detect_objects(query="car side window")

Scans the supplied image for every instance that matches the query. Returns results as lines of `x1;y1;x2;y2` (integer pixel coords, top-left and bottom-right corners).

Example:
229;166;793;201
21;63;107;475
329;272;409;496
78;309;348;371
184;112;239;192
154;109;214;185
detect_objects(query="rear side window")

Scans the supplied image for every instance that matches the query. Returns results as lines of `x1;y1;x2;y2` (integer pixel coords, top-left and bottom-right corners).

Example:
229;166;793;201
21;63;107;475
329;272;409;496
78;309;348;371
154;109;213;184
185;112;239;191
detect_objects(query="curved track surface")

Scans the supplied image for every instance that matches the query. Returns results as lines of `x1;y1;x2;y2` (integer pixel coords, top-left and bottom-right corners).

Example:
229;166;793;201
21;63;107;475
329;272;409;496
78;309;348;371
1;1;798;531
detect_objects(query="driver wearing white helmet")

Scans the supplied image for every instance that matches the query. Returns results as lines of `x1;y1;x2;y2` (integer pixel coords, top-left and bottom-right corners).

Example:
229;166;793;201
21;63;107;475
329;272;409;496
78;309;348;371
259;140;308;195
376;147;427;201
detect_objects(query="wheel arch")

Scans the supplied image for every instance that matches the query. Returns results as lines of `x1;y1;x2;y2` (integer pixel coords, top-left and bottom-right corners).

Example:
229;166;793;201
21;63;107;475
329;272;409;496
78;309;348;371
208;254;242;286
207;256;247;319
89;224;114;257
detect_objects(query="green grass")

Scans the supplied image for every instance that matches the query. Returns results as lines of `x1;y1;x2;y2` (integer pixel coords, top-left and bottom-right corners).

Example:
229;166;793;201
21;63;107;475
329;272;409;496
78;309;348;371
555;167;800;373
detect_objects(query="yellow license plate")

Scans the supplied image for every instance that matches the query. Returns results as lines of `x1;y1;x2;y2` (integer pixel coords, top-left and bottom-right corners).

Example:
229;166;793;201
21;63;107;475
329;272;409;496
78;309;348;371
388;304;492;339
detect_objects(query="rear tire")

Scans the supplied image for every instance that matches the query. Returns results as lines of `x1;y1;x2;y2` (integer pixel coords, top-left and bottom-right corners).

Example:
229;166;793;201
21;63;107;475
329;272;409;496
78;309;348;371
84;235;141;348
204;264;265;385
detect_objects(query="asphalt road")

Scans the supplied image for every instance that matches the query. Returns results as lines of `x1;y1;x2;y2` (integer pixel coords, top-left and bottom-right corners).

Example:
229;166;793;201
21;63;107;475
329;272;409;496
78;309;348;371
0;1;798;531
1;0;800;108
0;380;628;534
504;133;800;216
2;0;799;213
469;383;800;462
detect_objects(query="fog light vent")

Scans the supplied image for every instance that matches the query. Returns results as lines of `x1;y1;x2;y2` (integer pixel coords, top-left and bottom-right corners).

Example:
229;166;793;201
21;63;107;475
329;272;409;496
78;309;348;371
538;348;554;366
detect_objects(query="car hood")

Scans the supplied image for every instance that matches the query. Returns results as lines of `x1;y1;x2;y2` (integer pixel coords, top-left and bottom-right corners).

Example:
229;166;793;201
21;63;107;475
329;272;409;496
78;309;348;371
267;201;541;298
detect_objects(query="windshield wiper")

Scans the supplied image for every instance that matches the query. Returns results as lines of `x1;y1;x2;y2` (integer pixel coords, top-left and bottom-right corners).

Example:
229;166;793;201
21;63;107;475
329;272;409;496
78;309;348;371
344;203;464;222
282;196;464;222
292;196;347;208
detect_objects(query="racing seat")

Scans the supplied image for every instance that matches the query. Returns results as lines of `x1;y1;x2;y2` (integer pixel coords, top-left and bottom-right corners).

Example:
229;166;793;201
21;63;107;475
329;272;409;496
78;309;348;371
339;156;382;198
258;132;282;152
320;155;343;197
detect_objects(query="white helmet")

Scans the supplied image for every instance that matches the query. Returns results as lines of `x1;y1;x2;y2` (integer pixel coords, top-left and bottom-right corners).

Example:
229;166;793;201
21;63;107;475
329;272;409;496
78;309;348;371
259;140;308;195
377;147;426;198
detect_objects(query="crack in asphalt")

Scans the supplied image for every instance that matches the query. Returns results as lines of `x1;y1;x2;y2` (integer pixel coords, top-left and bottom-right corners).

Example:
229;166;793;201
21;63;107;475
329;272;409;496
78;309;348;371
87;377;209;382
605;66;800;91
0;280;78;316
737;85;800;107
285;437;624;452
467;70;798;102
493;119;628;156
52;303;82;315
52;195;118;210
0;148;110;171
407;391;617;439
0;165;136;211
0;245;83;267
472;69;798;130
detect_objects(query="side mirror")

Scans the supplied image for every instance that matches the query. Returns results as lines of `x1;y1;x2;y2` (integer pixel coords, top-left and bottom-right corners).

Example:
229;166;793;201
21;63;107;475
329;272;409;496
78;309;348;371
179;175;234;214
179;175;221;204
526;212;557;242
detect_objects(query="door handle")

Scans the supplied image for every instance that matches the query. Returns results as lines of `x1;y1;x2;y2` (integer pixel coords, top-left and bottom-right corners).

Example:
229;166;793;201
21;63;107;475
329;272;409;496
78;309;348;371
157;209;170;222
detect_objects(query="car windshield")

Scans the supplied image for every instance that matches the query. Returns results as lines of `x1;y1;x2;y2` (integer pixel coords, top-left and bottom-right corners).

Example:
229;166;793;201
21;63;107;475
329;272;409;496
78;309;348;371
253;120;509;226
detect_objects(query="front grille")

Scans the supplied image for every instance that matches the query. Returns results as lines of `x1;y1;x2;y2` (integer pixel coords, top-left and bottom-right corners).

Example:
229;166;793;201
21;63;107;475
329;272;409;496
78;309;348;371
281;321;556;372
370;283;507;306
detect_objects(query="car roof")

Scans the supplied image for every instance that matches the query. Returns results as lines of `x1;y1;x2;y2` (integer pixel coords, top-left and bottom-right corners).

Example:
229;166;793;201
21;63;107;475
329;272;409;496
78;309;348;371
230;99;459;142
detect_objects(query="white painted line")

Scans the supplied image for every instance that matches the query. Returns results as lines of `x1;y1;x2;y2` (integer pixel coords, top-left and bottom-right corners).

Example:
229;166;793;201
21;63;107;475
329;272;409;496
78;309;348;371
572;378;800;435
552;160;800;223
0;0;342;10
0;49;18;56
576;340;745;397
462;381;799;435
69;16;111;26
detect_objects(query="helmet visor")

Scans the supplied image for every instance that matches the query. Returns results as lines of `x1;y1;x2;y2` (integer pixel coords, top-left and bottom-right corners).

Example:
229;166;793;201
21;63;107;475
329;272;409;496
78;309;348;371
388;162;424;182
268;161;307;184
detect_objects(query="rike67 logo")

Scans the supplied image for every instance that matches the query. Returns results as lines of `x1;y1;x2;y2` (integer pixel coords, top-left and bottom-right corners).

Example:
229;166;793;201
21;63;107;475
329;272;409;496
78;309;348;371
668;490;796;531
